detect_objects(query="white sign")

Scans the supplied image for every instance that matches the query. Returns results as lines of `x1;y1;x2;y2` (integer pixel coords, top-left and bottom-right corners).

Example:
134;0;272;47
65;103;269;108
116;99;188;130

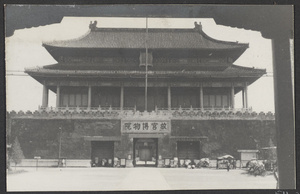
122;121;170;133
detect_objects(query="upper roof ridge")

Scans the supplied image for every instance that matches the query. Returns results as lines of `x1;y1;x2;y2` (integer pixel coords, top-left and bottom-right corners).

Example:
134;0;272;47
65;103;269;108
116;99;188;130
42;21;249;63
88;20;206;33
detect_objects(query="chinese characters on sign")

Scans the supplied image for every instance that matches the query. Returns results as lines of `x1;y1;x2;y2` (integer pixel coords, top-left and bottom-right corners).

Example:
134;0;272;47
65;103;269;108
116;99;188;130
122;121;169;133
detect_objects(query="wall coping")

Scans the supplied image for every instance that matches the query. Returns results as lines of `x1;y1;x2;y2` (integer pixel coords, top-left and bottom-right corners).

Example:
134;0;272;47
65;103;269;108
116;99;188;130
7;109;275;120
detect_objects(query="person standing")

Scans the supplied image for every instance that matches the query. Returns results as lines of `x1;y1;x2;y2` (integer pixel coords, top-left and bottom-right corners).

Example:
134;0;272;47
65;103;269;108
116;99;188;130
232;160;236;169
227;161;230;172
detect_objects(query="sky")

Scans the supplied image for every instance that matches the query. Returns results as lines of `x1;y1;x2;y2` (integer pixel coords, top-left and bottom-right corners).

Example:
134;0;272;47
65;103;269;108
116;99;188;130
6;17;275;112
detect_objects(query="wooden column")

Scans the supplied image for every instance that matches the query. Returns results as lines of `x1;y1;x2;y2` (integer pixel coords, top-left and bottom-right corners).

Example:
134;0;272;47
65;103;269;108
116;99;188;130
42;85;48;108
200;85;203;109
168;86;171;110
88;86;92;109
242;89;245;108
120;86;124;110
56;85;60;107
272;37;295;189
244;83;248;108
231;85;235;108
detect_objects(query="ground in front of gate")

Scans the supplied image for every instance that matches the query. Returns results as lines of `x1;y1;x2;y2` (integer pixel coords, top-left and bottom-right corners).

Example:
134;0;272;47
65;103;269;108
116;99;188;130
7;167;276;191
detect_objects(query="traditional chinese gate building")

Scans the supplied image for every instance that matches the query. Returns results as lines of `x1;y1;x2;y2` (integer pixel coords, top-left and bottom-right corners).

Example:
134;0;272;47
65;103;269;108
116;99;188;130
7;21;275;167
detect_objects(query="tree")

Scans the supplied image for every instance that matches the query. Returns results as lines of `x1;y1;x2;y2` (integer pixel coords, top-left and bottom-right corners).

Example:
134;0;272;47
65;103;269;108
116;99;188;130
11;137;25;170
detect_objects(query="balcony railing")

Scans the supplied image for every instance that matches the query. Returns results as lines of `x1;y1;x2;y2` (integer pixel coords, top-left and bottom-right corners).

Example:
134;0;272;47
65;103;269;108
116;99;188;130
32;105;267;119
37;105;252;114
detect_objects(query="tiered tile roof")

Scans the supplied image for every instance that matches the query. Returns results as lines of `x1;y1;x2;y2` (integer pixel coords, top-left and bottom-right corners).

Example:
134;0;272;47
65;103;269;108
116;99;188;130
26;22;265;84
43;23;248;50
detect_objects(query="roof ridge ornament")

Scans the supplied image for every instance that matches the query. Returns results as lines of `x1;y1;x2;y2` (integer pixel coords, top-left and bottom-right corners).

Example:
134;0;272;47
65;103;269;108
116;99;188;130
194;21;202;31
89;21;98;31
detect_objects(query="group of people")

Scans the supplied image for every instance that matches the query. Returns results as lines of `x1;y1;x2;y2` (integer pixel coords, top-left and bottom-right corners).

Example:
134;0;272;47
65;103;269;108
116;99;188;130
216;159;237;170
91;157;113;167
246;160;266;176
227;160;237;171
187;160;197;169
167;158;209;169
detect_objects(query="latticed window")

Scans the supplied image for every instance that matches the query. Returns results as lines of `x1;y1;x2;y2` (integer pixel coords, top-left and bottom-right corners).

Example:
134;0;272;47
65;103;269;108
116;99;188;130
203;94;229;108
60;87;88;107
92;87;120;107
61;93;88;107
139;52;153;67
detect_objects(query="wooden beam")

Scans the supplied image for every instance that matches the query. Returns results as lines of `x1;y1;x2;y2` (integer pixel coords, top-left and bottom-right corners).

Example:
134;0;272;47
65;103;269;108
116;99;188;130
45;80;248;88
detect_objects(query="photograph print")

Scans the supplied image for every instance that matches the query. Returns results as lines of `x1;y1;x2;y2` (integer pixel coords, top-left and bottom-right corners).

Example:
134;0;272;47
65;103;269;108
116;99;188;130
5;4;295;191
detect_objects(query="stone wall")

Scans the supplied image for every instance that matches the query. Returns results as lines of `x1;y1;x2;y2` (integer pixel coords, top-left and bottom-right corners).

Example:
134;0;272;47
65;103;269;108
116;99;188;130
8;116;275;161
9;119;121;159
114;134;133;159
171;120;276;159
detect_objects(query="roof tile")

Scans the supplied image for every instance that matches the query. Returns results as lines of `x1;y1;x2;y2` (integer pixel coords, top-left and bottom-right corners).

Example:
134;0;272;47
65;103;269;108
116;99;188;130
44;28;248;50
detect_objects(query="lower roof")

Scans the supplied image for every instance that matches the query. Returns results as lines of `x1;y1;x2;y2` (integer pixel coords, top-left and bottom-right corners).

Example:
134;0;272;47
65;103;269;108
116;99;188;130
43;62;232;72
25;64;266;80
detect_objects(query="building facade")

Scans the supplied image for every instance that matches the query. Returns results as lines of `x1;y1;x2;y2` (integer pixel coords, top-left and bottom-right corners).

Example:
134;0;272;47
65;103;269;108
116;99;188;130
7;21;275;167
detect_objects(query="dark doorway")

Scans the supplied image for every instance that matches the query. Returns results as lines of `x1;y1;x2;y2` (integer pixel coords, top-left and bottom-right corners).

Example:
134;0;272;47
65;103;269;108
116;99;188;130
91;141;114;167
177;141;200;160
139;146;152;161
133;138;158;167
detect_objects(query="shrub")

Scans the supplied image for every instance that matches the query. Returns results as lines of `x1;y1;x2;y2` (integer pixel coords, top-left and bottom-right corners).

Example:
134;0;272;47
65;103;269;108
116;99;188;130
10;137;25;169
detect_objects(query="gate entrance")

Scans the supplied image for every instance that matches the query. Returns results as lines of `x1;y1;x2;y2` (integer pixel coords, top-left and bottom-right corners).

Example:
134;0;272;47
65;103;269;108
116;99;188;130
133;138;158;167
91;141;114;167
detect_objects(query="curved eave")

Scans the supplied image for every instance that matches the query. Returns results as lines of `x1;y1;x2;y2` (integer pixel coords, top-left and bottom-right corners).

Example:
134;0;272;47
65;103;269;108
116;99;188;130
43;42;248;50
43;44;248;63
25;69;266;83
197;29;248;62
199;28;248;47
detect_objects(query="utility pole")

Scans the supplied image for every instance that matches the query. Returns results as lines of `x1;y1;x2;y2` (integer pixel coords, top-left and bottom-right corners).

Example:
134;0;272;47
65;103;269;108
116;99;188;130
58;127;62;159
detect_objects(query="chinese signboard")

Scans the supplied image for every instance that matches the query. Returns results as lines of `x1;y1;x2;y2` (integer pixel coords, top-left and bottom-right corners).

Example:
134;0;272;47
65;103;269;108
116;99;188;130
121;121;170;133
